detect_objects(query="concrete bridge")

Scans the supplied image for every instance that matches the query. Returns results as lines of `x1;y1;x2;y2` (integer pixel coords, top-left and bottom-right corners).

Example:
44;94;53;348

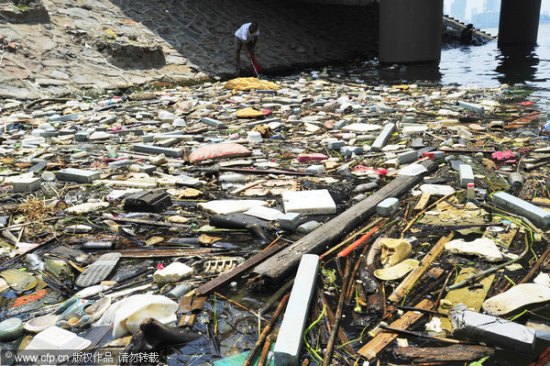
299;0;543;64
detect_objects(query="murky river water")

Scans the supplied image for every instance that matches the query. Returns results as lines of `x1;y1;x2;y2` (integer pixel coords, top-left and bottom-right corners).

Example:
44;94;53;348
443;23;550;110
378;23;550;111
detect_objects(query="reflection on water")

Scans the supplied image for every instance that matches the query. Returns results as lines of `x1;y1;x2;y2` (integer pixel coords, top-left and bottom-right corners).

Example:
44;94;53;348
439;23;550;91
378;23;550;111
496;46;540;84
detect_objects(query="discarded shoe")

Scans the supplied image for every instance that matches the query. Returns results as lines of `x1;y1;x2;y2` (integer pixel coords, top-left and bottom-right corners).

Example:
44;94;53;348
125;317;200;352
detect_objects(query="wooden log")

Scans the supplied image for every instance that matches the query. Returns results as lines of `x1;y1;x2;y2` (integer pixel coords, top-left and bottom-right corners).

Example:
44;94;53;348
394;345;495;363
253;160;438;283
358;299;434;361
388;233;454;303
115;248;222;258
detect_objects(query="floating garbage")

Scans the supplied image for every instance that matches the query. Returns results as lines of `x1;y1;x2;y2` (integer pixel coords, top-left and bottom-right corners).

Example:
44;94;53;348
1;69;550;365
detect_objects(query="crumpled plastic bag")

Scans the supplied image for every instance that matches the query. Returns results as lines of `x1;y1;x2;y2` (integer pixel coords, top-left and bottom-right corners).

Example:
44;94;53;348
224;77;280;91
95;294;178;338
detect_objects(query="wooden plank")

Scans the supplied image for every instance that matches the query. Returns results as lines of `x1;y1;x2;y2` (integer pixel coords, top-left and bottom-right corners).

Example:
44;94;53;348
115;248;220;258
177;295;207;327
388;233;454;303
109;217;190;229
394;345;494;363
437;267;494;332
358;299;434;361
195;239;289;296
253;160;438;283
414;193;431;211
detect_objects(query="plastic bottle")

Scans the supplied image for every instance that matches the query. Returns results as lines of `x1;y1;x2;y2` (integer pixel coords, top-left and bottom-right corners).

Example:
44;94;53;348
466;182;478;204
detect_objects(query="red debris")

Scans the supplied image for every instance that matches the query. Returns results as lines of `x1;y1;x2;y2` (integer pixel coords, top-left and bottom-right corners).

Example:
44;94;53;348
297;153;328;163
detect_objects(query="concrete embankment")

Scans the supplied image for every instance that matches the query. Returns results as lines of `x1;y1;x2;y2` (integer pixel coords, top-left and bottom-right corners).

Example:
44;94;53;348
0;0;378;99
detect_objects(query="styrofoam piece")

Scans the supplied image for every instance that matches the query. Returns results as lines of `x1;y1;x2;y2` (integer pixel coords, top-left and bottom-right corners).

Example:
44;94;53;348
296;221;321;234
66;202;110;214
483;283;550;316
492;191;550;228
397;150;418;165
376;197;399;216
244;206;284;221
199;200;267;215
397;163;428;176
11;177;41;193
371;123;395;152
459;164;475;187
342;123;382;133
458;100;484;114
451;308;535;352
25;326;91;351
305;165;326;175
274;255;319;365
278;213;301;231
133;144;184;158
153;262;194;284
282;190;336;215
56;168;100;183
201;117;227;129
420;184;456;196
401;125;428;135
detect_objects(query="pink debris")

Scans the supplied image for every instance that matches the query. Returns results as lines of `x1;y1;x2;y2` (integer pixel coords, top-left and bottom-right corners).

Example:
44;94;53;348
297;153;328;163
189;143;251;163
492;150;516;162
352;165;388;177
376;168;389;176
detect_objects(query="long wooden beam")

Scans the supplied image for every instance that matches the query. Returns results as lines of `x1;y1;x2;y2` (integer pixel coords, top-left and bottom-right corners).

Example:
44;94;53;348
252;160;438;283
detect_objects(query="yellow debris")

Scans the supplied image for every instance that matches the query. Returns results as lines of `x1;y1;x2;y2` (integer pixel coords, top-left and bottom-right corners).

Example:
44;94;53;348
236;107;264;118
104;29;117;39
224;77;280;91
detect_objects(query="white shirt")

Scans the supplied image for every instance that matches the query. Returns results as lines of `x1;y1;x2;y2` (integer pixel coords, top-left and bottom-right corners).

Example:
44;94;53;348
234;23;260;42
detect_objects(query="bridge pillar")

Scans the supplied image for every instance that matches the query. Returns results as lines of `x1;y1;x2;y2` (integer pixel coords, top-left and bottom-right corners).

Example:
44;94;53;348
379;0;443;64
498;0;541;46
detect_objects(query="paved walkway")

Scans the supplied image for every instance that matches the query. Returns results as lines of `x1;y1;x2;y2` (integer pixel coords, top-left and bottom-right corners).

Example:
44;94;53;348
0;0;377;99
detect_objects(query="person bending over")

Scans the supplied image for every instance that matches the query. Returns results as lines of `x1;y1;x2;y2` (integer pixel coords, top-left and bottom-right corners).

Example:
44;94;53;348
234;21;260;76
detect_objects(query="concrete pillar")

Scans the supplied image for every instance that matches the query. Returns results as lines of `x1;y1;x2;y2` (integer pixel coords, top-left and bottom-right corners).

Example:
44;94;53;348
498;0;542;46
379;0;443;64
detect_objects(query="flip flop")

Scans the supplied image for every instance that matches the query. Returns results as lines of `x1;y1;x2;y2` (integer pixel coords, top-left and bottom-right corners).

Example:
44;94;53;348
76;252;121;288
57;297;112;329
25;314;60;333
